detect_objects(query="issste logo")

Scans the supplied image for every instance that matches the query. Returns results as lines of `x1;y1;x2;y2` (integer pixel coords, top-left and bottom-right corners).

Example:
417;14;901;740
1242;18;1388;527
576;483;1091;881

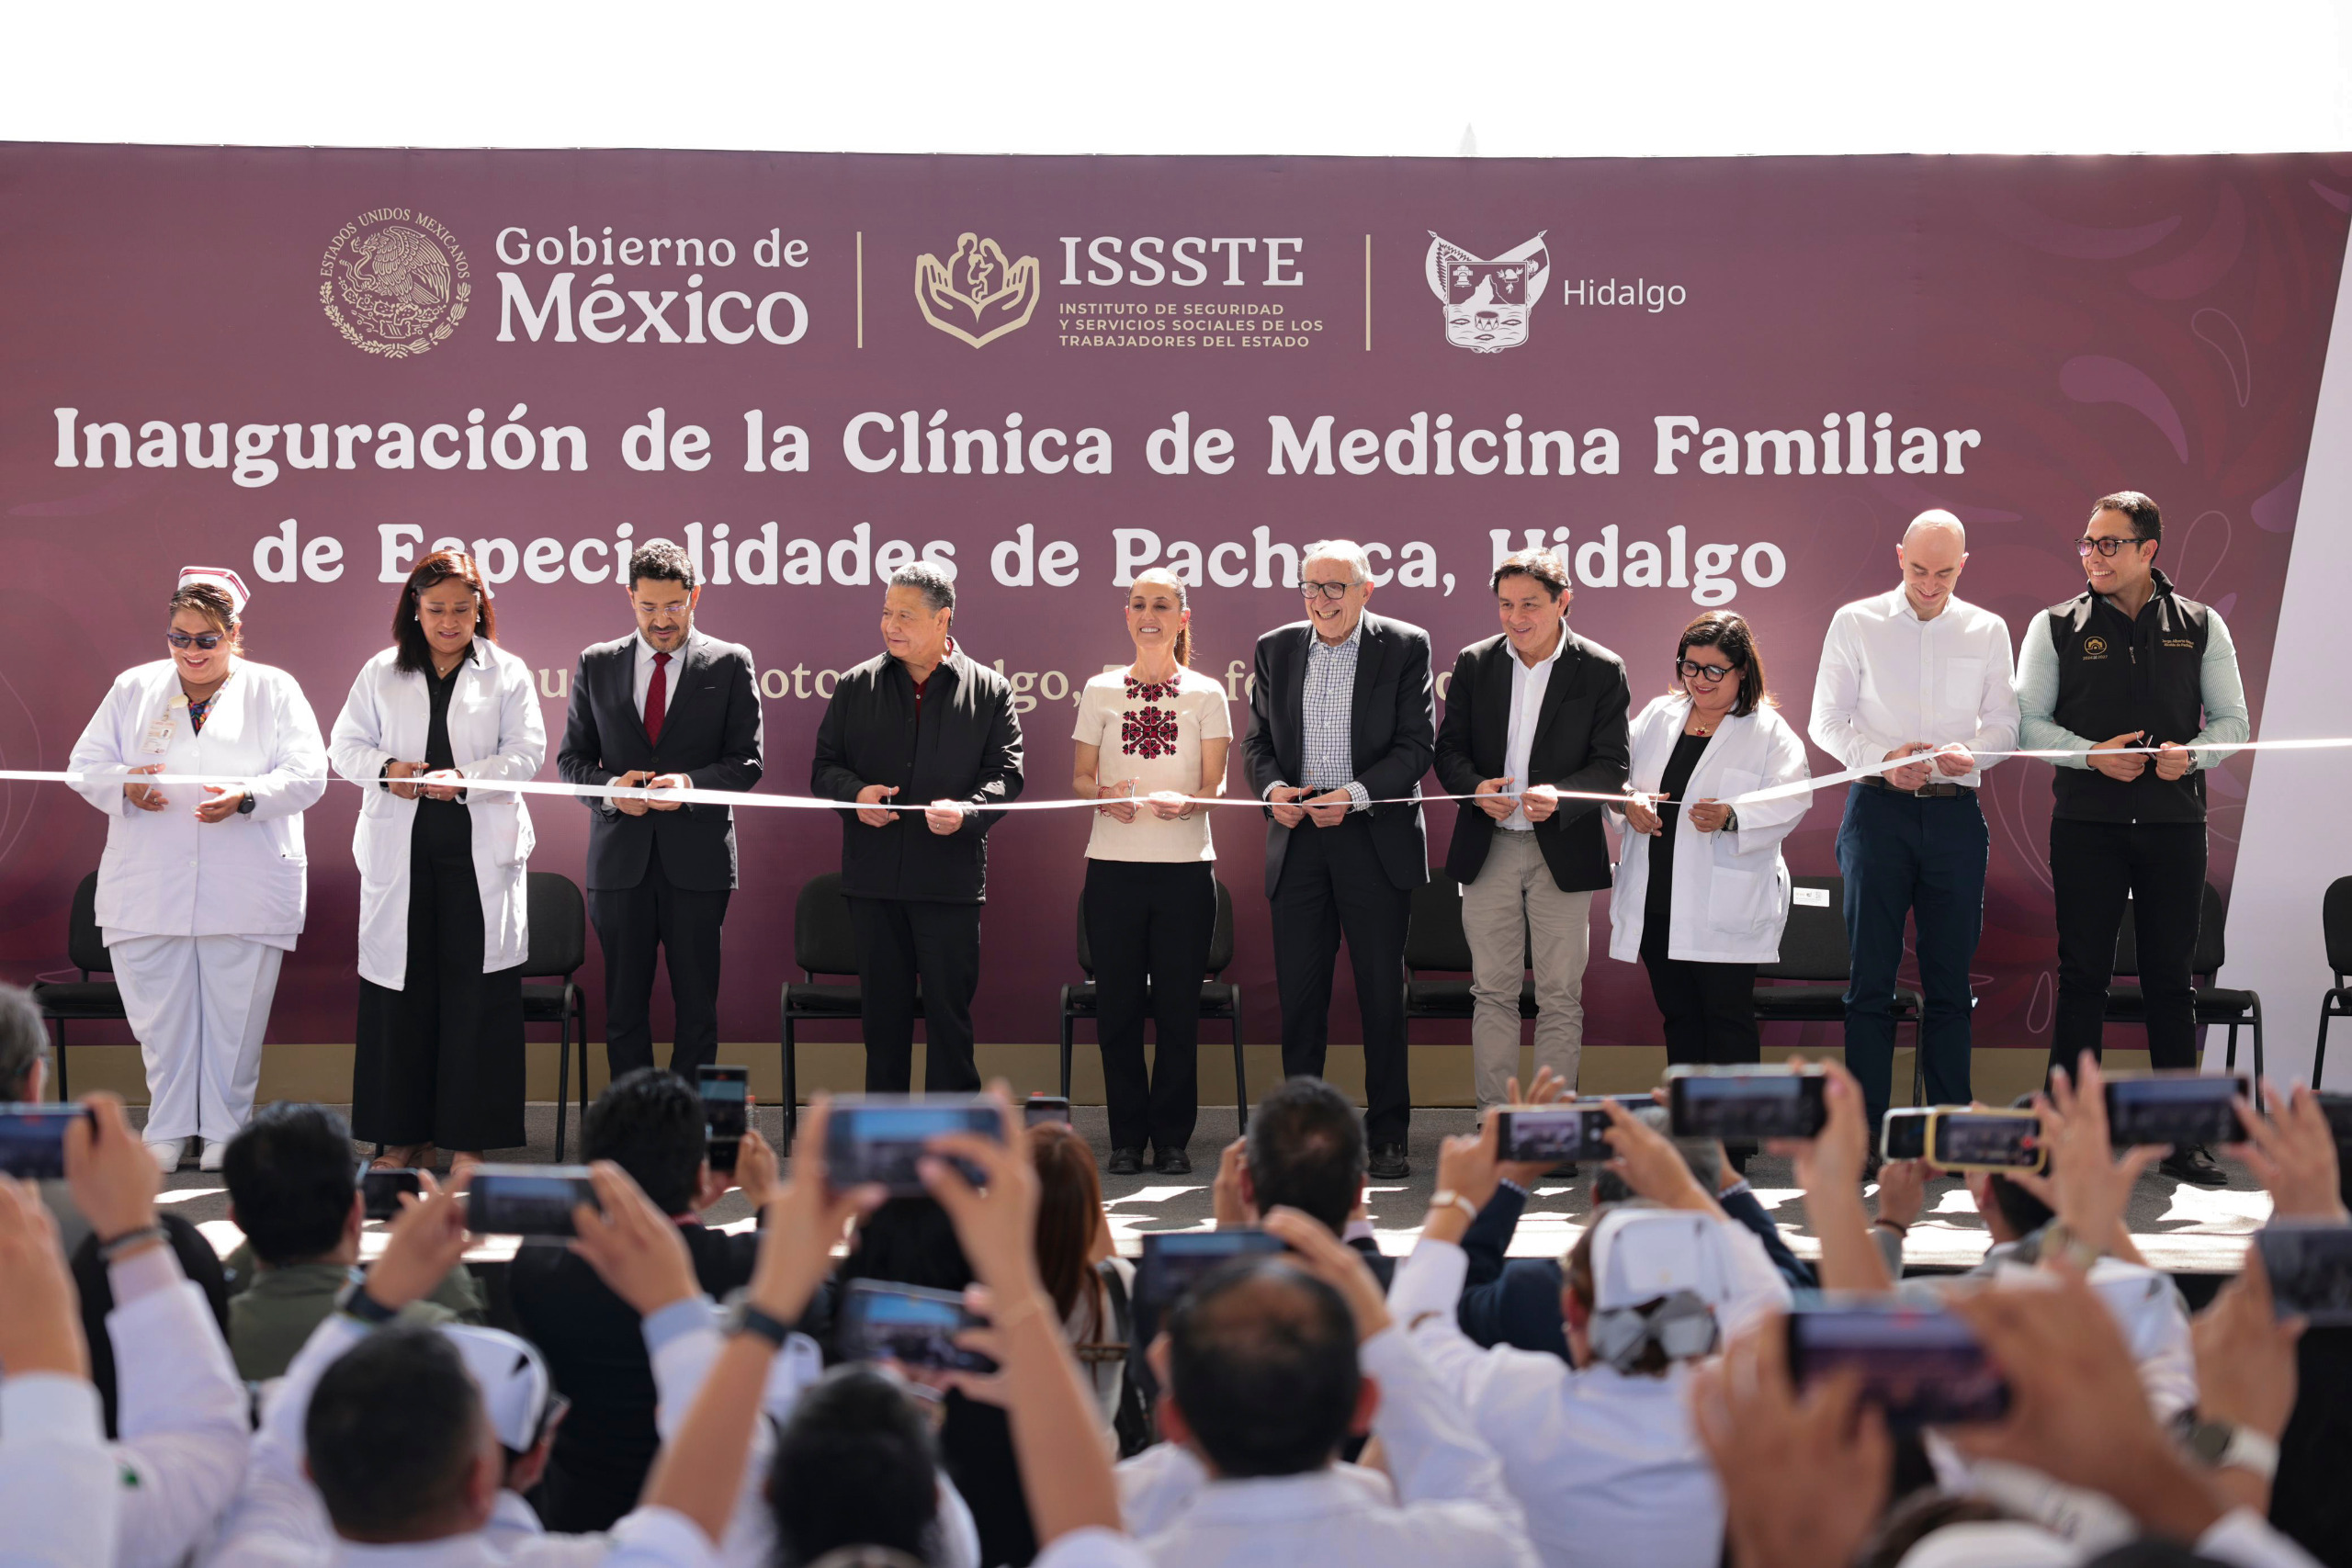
915;231;1041;347
321;209;472;358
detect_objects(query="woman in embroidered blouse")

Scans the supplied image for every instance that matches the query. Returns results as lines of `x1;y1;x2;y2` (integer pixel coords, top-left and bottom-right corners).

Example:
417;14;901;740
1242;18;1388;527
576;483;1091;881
1071;568;1231;1176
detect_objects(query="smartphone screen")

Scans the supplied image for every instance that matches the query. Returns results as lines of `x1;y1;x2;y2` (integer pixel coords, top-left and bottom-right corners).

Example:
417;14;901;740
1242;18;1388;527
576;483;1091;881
2256;1224;2352;1327
1929;1111;2044;1173
1786;1303;2009;1427
1134;1229;1286;1317
1023;1095;1073;1128
0;1105;89;1180
698;1065;749;1174
837;1280;999;1373
1881;1108;1932;1162
2103;1074;2249;1149
824;1098;1002;1195
1668;1067;1829;1141
464;1165;600;1236
359;1168;424;1221
1496;1105;1613;1164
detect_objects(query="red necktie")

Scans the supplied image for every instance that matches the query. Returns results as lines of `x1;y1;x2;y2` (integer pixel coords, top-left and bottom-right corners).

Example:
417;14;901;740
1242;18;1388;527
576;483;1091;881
645;651;670;745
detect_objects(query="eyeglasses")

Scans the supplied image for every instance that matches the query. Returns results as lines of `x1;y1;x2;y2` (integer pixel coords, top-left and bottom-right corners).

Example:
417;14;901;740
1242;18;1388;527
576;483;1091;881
1676;659;1738;684
1300;580;1360;602
2076;535;2148;558
165;630;226;650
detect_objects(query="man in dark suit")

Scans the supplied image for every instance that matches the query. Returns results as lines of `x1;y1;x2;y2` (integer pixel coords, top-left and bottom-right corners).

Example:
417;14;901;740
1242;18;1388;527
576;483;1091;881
811;561;1023;1092
1241;540;1434;1179
506;1069;764;1532
557;540;763;1080
1434;549;1631;1114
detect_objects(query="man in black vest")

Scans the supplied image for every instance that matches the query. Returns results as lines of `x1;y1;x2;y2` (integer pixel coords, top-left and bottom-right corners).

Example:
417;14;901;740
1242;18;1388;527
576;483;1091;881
812;561;1023;1092
1434;549;1631;1114
1242;539;1434;1179
558;541;764;1080
2016;491;2248;1185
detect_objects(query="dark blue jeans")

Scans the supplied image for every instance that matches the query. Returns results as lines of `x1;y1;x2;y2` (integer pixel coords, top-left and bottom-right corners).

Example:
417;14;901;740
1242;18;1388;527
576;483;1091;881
1837;784;1989;1134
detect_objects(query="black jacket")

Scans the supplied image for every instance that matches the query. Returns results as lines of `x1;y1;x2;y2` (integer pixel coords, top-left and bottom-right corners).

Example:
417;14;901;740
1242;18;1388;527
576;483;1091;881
1239;613;1435;898
2043;568;2217;824
1434;629;1631;893
810;645;1025;903
509;1221;760;1533
556;632;764;892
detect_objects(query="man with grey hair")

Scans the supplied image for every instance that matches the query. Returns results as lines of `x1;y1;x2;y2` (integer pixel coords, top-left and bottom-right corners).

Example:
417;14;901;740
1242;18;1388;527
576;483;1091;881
813;560;1024;1091
1241;539;1435;1179
1809;509;2019;1146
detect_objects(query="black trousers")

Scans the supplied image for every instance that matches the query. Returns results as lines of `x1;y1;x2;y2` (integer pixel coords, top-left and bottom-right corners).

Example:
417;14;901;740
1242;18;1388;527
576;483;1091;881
591;840;732;1081
1086;858;1215;1153
353;800;525;1150
1640;924;1760;1066
2049;818;2208;1076
851;897;983;1093
1271;817;1413;1147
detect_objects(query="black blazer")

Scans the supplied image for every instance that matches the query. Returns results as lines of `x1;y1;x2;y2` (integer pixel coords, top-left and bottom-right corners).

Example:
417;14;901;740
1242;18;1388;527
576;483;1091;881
509;1221;760;1533
1433;629;1632;893
810;646;1025;903
1239;613;1435;898
556;631;764;893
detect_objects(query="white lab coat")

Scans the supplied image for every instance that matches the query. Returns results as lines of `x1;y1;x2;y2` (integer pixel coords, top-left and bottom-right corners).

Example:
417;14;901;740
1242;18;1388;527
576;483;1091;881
327;640;545;988
67;660;328;945
1608;694;1810;965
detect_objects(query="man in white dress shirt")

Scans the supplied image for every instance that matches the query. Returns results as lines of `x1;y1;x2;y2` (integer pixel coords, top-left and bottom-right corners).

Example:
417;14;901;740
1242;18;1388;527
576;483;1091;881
1809;511;2019;1143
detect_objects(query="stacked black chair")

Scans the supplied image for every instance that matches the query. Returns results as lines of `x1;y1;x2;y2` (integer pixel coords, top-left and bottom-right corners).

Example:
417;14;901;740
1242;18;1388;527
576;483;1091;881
1400;871;1538;1079
2109;881;2263;1093
1059;879;1250;1137
520;872;593;1160
28;872;122;1099
2316;875;2352;1089
1750;874;1929;1102
780;872;916;1137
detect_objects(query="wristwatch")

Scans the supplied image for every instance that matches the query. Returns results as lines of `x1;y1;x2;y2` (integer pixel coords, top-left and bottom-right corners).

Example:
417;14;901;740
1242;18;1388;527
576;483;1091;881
720;1288;793;1348
335;1276;401;1326
2036;1220;2104;1272
1429;1190;1480;1222
236;793;255;814
2187;1417;2278;1482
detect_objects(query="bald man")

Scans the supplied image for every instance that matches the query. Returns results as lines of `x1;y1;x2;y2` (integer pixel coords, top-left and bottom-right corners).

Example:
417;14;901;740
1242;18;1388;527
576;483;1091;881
1809;511;2020;1148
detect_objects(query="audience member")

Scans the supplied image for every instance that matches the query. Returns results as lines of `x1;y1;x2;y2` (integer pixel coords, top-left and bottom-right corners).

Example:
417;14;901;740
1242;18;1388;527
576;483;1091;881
509;1067;768;1532
1028;1122;1135;1431
1213;1076;1393;1286
221;1101;484;1381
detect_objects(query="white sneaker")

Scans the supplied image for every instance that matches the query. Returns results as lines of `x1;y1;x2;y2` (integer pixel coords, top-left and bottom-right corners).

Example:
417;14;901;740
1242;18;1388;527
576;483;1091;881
198;1141;228;1172
146;1139;185;1173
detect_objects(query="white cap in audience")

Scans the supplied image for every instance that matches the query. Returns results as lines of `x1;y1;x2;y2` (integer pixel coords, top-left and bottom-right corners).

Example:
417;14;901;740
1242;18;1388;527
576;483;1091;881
443;1325;555;1452
1895;1520;2078;1568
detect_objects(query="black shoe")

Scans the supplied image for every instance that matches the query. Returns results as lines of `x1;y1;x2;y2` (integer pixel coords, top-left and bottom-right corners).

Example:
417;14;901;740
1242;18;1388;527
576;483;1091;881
1368;1144;1410;1180
2161;1144;2228;1187
1863;1154;1884;1185
1107;1147;1143;1177
1155;1146;1193;1176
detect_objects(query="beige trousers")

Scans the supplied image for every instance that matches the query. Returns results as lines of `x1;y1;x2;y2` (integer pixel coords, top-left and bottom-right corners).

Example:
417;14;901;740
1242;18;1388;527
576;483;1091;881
1462;829;1595;1110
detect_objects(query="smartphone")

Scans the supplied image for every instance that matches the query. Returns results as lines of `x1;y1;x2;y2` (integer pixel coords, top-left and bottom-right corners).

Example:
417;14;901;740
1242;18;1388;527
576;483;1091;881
1668;1066;1829;1141
1785;1302;2010;1427
360;1168;424;1221
1881;1107;1933;1163
2103;1074;2251;1148
0;1104;90;1179
2256;1224;2352;1326
1496;1104;1614;1164
1133;1229;1286;1324
1598;1092;1661;1112
1023;1094;1073;1128
824;1097;1002;1196
836;1280;999;1373
464;1165;600;1237
1928;1111;2046;1175
698;1065;749;1174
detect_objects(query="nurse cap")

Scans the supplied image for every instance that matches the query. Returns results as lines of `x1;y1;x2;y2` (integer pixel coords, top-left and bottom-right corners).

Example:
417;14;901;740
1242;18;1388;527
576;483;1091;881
175;566;250;616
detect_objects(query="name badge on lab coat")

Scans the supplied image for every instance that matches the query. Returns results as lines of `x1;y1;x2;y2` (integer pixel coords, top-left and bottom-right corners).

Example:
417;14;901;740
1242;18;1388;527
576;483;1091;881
141;695;186;754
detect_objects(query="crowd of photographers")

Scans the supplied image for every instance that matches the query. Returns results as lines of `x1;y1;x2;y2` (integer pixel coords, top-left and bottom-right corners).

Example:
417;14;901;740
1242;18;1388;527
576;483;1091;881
2;973;2349;1568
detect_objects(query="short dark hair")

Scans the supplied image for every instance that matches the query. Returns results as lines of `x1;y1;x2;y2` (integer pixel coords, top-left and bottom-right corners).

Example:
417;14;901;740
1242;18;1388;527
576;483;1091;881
0;984;44;1100
307;1326;484;1540
392;550;496;676
1674;610;1771;717
628;540;698;592
1167;1260;1359;1477
2091;491;2163;545
1491;548;1569;599
768;1366;941;1567
223;1103;359;1266
888;560;956;616
837;1198;973;1299
1986;1092;2056;1239
1244;1077;1365;1235
582;1068;707;1217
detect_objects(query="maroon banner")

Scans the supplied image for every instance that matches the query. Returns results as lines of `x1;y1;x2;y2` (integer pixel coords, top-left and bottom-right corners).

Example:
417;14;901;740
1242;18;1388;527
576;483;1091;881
3;146;2345;1060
